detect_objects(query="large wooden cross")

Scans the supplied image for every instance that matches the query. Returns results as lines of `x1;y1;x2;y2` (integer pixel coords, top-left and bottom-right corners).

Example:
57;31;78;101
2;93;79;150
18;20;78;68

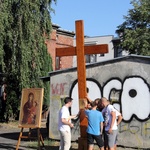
56;20;108;149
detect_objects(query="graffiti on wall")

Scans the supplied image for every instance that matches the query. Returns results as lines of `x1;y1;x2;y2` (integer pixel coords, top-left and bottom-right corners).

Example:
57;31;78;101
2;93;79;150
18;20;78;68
51;82;68;101
70;79;102;115
51;83;67;95
70;76;150;122
69;75;150;144
119;119;150;137
49;74;150;145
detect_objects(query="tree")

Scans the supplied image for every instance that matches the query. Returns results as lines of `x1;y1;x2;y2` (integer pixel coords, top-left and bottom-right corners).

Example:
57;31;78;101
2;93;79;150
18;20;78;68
0;0;56;121
116;0;150;56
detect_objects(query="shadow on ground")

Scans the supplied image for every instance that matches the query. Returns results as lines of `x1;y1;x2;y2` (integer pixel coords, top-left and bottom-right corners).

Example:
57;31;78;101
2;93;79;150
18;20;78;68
43;146;77;150
0;143;28;150
0;127;48;141
0;127;78;150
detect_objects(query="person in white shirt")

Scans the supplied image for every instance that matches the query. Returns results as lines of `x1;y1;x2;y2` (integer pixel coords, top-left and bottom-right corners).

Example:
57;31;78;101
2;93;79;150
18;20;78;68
101;97;117;150
58;97;77;150
98;99;122;150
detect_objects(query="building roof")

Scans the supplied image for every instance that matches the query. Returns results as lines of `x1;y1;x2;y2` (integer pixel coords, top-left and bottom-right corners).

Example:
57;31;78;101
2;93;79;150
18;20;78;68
40;55;150;81
52;23;75;37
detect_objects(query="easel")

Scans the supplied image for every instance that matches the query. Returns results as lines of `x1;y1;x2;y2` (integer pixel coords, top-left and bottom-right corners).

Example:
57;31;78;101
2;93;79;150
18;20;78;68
16;127;44;150
16;88;44;150
56;20;108;150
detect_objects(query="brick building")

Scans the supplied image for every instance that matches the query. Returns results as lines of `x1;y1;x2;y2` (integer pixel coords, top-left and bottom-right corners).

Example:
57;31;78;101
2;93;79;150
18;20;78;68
45;24;127;71
45;24;75;70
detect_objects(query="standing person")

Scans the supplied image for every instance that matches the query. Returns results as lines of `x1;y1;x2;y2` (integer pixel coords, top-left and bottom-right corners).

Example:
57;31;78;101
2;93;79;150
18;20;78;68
58;97;77;150
1;88;7;121
85;99;104;150
98;99;122;150
101;97;117;150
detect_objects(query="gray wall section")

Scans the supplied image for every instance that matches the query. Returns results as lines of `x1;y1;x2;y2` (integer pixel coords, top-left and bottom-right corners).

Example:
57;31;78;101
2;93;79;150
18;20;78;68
49;55;150;149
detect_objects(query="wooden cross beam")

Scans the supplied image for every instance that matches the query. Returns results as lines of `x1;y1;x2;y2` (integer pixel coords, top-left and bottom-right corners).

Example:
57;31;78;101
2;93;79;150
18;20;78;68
56;20;108;142
56;44;108;56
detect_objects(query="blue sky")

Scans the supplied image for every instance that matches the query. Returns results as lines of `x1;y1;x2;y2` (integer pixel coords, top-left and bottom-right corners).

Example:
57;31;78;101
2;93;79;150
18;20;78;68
51;0;133;37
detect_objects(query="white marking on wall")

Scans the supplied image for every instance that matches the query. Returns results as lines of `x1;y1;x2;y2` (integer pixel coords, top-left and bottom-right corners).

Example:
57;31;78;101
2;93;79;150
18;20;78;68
121;77;150;121
71;80;101;115
103;79;122;99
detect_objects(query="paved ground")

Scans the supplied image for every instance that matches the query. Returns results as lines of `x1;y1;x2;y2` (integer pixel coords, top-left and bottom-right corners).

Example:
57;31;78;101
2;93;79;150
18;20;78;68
0;120;77;150
0;120;144;150
0;120;50;150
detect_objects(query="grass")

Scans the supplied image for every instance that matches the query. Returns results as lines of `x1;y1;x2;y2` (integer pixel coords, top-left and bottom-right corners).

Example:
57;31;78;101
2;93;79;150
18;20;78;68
26;139;79;150
26;138;58;148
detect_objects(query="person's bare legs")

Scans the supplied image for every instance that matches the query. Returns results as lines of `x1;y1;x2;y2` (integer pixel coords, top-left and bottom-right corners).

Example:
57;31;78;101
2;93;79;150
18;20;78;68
100;146;104;150
114;144;117;150
104;146;114;150
88;144;94;150
104;146;108;150
88;145;104;150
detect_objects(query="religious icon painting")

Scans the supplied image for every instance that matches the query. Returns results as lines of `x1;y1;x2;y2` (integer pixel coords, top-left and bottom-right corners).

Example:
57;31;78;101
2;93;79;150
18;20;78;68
18;88;44;128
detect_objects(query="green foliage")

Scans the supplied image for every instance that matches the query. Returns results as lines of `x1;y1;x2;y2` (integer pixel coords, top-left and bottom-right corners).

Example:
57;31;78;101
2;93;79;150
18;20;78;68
0;0;56;120
116;0;150;56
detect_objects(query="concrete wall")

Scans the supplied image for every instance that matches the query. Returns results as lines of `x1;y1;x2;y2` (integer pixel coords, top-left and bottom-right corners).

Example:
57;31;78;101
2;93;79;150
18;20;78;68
48;55;150;149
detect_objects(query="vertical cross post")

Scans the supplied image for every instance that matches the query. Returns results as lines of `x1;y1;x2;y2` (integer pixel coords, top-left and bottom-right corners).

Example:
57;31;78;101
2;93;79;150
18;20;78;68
75;20;88;150
56;20;108;150
76;20;87;105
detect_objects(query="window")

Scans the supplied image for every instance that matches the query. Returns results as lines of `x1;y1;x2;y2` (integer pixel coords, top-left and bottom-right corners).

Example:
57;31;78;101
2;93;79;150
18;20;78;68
99;54;105;57
85;54;97;63
55;57;60;70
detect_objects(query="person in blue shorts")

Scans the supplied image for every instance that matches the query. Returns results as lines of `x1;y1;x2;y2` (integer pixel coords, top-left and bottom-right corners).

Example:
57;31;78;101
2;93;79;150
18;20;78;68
85;99;104;150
